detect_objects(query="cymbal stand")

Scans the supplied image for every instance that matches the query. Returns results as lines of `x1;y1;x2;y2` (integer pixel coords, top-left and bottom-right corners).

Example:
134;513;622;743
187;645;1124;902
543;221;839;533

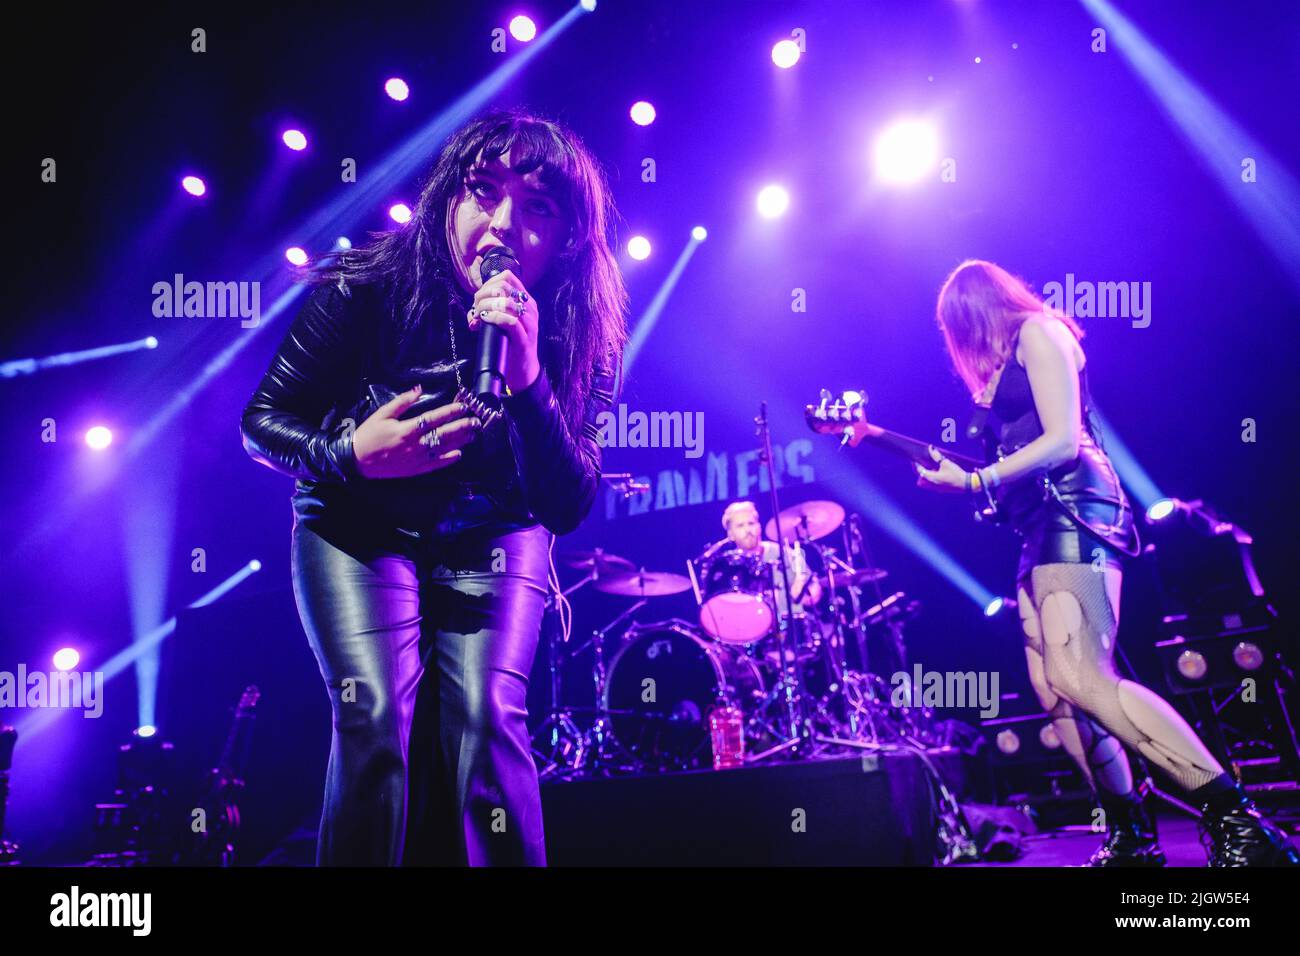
533;564;607;779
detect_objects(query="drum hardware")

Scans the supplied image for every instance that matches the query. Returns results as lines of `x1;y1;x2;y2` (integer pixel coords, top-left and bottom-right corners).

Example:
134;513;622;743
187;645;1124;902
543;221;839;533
535;549;645;779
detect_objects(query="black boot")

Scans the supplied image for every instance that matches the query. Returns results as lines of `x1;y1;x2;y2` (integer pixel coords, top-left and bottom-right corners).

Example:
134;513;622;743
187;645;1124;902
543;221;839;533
1087;789;1166;867
1199;785;1300;867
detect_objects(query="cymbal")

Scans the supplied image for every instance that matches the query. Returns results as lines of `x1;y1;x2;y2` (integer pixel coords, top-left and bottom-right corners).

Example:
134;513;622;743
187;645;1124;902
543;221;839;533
562;549;635;575
764;500;846;543
818;566;888;590
594;570;693;597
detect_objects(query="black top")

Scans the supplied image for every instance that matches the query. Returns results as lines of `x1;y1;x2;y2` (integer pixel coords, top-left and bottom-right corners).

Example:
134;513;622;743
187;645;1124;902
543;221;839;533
239;275;616;537
984;335;1140;556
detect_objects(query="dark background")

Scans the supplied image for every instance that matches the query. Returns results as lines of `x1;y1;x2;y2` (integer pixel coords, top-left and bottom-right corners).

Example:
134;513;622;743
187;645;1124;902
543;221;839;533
3;0;1297;863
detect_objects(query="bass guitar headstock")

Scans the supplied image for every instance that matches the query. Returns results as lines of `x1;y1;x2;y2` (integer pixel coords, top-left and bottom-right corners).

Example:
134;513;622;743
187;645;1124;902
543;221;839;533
804;389;876;447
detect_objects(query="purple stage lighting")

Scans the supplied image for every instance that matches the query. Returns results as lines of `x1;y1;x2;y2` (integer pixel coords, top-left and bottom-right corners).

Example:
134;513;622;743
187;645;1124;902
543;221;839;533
53;648;80;671
873;119;939;185
756;184;790;219
180;175;206;197
285;246;309;266
384;77;410;101
691;226;708;241
772;39;800;69
627;236;651;260
509;15;537;42
282;129;308;151
85;426;113;450
630;101;656;126
389;203;412;224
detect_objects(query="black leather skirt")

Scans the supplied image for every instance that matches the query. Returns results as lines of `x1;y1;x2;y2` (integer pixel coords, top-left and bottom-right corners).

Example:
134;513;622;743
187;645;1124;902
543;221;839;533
1015;497;1129;593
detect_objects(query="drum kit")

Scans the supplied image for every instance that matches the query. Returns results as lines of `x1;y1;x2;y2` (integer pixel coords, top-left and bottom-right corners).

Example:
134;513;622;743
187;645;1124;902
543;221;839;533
532;498;939;779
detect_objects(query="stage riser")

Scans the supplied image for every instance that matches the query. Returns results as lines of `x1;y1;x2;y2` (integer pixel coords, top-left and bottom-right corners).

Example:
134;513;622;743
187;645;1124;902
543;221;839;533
541;753;937;866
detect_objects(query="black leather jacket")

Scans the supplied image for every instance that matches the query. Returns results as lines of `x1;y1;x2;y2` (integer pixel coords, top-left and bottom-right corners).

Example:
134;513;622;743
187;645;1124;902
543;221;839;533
239;276;616;537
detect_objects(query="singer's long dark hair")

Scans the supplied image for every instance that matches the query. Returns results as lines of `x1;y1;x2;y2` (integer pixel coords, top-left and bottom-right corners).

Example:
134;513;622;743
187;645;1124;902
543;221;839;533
311;107;628;433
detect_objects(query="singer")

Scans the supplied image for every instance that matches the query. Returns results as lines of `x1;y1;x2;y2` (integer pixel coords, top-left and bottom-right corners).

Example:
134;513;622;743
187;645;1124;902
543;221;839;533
915;260;1296;867
239;108;628;866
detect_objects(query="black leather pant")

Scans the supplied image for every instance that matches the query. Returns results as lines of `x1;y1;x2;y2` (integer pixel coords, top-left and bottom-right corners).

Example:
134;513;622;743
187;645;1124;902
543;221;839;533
290;512;550;866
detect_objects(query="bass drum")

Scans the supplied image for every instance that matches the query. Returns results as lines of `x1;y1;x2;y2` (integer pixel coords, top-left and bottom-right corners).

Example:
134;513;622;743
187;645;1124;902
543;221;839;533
603;621;765;771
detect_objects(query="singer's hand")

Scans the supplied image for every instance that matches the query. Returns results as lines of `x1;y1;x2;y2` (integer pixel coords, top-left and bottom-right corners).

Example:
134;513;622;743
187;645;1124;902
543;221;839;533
352;389;482;479
468;268;540;393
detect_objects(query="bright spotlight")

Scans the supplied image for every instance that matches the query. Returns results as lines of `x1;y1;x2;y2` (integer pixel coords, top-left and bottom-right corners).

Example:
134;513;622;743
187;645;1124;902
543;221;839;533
285;247;309;267
627;236;651;260
53;648;80;671
389;203;412;224
249;559;263;572
145;336;158;349
630;101;656;126
1146;498;1178;521
691;225;708;241
85;426;113;450
873;119;940;185
335;236;352;250
580;0;597;12
509;15;537;41
136;725;157;739
384;77;410;101
282;129;308;151
181;175;206;197
984;597;1005;617
756;184;790;219
772;39;801;69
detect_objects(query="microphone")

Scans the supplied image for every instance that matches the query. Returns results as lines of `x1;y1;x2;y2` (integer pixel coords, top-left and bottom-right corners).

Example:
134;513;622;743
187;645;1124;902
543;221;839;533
473;245;520;407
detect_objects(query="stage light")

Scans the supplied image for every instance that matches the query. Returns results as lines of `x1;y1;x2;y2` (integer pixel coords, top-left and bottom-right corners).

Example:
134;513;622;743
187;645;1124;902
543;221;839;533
630;101;656;126
691;225;708;241
136;725;157;738
580;0;597;11
282;129;308;151
389;203;412;224
1233;642;1264;672
627;236;651;260
1039;723;1062;749
1146;498;1178;521
53;648;80;671
974;56;982;64
335;236;351;250
249;559;263;572
996;729;1021;755
384;77;410;101
285;246;309;266
509;15;537;41
772;39;801;69
145;336;158;349
85;426;113;450
984;597;1005;617
756;184;790;219
873;119;939;185
1177;649;1208;681
181;175;206;197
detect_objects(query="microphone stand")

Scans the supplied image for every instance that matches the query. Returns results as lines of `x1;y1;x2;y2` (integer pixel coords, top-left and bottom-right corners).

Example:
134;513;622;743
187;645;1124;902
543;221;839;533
748;401;810;758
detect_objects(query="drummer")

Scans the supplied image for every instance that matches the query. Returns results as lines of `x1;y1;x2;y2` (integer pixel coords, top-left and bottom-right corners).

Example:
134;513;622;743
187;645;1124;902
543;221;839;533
720;500;822;620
